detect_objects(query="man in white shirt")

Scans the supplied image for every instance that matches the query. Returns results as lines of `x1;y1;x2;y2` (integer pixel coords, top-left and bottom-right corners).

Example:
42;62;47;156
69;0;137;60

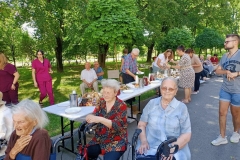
80;62;98;96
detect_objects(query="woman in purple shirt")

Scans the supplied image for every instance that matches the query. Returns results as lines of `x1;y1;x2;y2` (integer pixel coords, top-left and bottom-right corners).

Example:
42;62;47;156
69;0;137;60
32;50;54;106
0;53;20;106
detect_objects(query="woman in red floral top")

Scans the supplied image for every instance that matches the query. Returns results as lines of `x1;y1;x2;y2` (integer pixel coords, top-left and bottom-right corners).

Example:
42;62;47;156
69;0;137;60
86;79;128;160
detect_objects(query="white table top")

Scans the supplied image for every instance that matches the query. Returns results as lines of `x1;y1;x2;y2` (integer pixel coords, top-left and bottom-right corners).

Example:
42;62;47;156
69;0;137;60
43;80;162;121
117;80;162;101
43;101;95;121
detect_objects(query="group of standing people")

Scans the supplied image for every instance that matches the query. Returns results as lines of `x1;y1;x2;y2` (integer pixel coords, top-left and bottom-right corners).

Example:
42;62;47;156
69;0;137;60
0;50;54;107
152;45;203;104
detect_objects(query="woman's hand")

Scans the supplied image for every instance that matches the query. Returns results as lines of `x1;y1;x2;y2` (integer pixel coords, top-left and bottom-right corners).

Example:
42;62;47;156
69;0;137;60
86;114;102;123
137;141;149;154
161;154;174;160
11;84;16;90
34;81;38;87
10;135;32;159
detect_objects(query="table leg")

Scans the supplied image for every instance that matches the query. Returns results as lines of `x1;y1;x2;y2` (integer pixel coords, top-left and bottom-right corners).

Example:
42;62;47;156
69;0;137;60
138;95;141;111
61;117;65;147
70;120;74;152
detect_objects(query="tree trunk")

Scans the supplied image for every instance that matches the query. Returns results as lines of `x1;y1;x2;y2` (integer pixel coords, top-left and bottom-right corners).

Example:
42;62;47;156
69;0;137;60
11;45;16;66
146;42;155;63
98;44;109;68
55;36;63;72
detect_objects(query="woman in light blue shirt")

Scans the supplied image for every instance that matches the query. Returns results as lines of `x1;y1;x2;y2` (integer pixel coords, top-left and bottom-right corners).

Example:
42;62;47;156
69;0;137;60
137;77;191;160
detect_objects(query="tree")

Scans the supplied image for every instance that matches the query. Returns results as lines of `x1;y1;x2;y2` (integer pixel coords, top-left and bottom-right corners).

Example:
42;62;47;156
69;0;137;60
15;0;86;72
195;28;224;55
162;27;194;53
84;0;143;67
136;0;180;62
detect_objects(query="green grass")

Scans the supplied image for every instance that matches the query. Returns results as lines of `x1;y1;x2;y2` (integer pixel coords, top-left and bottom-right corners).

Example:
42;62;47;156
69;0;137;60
17;61;154;137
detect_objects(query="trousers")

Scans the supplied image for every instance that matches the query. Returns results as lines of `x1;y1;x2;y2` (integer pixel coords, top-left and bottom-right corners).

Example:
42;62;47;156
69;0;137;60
87;144;124;160
38;80;54;105
2;84;19;105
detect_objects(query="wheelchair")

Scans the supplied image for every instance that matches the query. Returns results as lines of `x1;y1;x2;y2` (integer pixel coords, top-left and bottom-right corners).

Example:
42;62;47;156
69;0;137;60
131;129;179;160
75;121;126;160
0;134;72;160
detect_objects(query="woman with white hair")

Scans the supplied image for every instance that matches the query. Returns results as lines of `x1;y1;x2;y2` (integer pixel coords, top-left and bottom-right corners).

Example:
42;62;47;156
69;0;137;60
86;79;128;160
0;92;14;156
137;77;191;160
4;99;51;160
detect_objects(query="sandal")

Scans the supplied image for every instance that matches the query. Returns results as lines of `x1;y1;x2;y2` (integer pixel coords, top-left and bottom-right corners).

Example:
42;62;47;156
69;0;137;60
181;99;189;104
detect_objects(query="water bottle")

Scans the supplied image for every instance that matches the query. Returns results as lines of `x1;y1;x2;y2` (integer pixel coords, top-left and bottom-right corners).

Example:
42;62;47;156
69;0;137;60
69;90;78;107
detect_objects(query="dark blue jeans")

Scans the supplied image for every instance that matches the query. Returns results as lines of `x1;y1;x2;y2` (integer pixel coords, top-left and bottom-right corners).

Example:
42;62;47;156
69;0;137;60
87;144;125;160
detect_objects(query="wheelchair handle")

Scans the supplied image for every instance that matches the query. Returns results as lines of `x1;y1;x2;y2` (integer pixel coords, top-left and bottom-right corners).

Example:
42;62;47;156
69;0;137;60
156;137;178;159
163;137;177;145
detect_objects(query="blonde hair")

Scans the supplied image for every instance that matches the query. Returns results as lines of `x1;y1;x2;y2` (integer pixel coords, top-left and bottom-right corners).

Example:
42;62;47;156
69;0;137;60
0;53;8;70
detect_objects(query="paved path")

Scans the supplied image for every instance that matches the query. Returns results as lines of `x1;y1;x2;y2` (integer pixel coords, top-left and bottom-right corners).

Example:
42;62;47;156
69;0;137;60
54;76;240;160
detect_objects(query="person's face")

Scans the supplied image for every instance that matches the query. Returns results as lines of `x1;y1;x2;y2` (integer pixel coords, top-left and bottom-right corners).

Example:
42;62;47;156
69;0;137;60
188;52;193;58
13;112;37;136
37;52;43;59
160;80;178;100
166;52;172;57
85;63;91;69
94;62;99;68
131;52;139;59
207;56;211;60
224;37;237;50
102;87;117;102
200;55;204;59
176;49;182;56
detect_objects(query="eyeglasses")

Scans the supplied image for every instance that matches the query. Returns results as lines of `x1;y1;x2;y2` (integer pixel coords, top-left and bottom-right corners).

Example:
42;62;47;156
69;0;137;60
161;87;176;92
224;40;236;44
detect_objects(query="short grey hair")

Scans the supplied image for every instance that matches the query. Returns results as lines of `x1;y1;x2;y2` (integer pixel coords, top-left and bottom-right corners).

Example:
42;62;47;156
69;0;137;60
131;48;140;55
207;54;211;58
101;79;120;92
161;77;178;89
11;99;49;129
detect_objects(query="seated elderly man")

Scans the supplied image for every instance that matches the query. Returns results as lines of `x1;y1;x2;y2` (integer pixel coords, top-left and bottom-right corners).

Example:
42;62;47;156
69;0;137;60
136;77;191;160
93;61;104;82
80;62;99;96
0;92;14;157
4;99;51;160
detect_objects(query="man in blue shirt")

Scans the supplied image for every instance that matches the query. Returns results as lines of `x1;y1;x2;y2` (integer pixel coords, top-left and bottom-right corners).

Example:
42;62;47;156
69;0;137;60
93;61;104;82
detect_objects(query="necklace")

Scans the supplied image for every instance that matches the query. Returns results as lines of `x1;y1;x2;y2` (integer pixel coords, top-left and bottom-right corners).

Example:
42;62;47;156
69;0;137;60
225;49;239;65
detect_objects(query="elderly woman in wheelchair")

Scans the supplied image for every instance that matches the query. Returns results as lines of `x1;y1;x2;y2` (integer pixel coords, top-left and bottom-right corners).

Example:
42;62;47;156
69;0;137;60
4;99;52;160
136;77;191;160
85;79;128;160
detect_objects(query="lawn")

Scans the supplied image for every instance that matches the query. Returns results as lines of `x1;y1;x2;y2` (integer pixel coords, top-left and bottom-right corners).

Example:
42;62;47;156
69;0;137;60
17;61;155;137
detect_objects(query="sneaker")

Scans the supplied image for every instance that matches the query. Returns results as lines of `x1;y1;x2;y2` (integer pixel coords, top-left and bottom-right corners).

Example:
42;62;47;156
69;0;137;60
230;132;240;143
211;135;228;146
191;91;199;95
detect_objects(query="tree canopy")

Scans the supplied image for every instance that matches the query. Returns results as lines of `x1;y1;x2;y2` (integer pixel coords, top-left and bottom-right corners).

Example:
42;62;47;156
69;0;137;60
0;0;239;71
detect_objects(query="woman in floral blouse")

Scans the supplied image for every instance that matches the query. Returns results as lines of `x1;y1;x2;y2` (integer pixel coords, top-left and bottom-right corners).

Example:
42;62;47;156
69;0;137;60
86;79;128;160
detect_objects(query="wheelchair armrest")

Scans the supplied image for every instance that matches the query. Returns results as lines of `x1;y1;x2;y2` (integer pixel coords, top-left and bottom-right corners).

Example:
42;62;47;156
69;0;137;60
52;134;72;153
78;121;88;133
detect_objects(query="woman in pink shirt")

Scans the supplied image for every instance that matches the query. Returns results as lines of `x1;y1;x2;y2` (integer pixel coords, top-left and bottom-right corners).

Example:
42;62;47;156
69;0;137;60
0;53;20;106
32;50;54;106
